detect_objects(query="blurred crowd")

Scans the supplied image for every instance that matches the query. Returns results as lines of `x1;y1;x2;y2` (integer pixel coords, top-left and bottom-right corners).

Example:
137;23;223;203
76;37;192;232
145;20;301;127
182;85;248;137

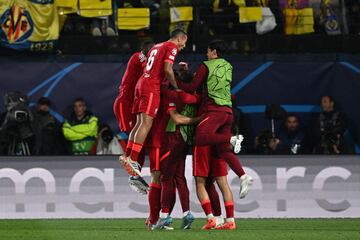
59;0;360;38
0;92;354;156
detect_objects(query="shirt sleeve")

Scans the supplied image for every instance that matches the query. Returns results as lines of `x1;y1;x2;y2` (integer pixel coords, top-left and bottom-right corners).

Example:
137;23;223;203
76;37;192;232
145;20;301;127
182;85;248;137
163;89;178;113
178;63;208;93
164;45;178;64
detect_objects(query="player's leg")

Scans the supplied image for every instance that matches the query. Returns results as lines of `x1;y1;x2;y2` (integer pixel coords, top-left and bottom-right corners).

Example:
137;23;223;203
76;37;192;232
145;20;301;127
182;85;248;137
114;99;149;194
205;177;224;225
123;86;160;176
121;113;154;176
126;114;141;156
215;113;253;199
195;176;217;230
153;148;175;230
195;111;243;153
214;176;236;230
158;151;176;218
148;147;162;227
193;145;217;229
212;157;235;230
128;149;149;195
173;145;194;229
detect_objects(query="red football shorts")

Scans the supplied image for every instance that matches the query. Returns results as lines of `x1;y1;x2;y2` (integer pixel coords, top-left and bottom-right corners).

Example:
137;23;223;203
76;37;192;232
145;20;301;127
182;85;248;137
193;145;228;177
132;77;160;118
113;96;136;133
148;147;170;172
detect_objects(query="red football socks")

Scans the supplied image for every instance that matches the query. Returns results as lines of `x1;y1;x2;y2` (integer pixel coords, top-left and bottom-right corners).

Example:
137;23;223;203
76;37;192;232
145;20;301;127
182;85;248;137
148;182;161;224
200;199;213;216
129;142;143;162
125;140;134;156
207;183;222;216
224;201;234;219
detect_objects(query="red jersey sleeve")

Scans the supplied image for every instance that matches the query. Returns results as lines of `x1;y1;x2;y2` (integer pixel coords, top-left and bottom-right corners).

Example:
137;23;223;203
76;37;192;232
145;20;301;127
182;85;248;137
162;88;178;113
137;51;147;68
178;63;208;93
178;91;201;104
164;44;178;65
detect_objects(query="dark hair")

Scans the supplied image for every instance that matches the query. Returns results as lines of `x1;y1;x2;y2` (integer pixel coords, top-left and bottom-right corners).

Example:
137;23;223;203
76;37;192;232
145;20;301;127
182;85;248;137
322;95;335;103
286;114;298;120
37;97;51;106
208;39;228;57
140;40;154;51
73;97;85;104
170;29;187;39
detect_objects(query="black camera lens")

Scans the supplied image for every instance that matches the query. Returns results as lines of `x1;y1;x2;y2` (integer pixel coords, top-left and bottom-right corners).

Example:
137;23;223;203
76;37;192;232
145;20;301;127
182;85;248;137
14;111;28;122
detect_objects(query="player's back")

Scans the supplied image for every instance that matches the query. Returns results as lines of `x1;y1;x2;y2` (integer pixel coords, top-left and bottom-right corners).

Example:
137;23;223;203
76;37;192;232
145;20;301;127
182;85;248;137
118;51;146;100
142;41;178;85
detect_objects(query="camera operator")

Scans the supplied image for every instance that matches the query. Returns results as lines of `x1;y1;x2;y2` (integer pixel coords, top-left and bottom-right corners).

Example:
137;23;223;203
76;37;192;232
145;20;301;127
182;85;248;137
91;124;124;155
313;95;347;154
32;97;64;155
254;129;279;154
0;91;36;155
276;114;307;154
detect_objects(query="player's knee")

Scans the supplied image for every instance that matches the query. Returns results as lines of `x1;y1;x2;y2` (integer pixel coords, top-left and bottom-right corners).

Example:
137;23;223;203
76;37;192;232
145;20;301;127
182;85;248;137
195;176;206;186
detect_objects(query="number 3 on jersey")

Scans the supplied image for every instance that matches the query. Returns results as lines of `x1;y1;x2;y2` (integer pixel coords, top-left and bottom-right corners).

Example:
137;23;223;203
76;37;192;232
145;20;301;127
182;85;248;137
146;49;158;71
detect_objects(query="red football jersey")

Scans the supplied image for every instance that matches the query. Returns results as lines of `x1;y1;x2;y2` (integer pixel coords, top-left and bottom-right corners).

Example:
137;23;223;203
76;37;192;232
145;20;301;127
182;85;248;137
118;51;146;101
142;41;178;86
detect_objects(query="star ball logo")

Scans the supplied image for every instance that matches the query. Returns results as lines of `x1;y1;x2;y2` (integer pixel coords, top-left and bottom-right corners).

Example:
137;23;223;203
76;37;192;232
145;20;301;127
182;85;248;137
0;5;34;44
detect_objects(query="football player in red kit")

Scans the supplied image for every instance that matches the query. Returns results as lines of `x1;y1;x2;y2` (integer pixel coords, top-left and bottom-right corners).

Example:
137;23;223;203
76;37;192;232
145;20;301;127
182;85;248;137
120;29;188;177
194;146;237;230
146;80;203;229
177;40;253;206
113;41;154;194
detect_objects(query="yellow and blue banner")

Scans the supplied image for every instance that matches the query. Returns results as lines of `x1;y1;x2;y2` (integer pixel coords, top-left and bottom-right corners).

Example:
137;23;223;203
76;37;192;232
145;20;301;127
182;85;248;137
0;0;59;51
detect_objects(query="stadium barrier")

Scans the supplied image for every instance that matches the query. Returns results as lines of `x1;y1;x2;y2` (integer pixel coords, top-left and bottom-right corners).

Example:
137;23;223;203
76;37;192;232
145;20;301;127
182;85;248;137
0;155;359;219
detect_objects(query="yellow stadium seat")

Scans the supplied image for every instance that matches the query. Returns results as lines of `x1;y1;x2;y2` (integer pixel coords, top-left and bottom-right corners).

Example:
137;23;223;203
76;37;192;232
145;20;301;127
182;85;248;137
239;7;262;23
295;8;314;34
78;0;112;17
169;6;193;23
56;0;77;15
118;8;150;30
284;8;314;35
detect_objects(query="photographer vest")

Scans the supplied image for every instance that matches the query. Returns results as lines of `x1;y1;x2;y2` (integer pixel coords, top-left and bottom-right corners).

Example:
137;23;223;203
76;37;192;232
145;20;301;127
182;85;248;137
203;58;233;108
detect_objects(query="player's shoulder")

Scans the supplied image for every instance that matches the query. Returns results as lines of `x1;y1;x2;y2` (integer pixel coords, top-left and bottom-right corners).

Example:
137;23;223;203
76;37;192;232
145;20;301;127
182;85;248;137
130;51;146;64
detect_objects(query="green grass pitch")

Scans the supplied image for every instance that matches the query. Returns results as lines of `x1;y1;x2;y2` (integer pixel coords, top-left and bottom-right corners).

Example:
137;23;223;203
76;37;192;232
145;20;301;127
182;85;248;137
1;219;359;240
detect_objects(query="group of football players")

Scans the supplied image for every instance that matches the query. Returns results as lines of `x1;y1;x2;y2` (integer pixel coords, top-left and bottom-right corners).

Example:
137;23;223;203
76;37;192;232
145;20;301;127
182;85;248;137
113;29;253;230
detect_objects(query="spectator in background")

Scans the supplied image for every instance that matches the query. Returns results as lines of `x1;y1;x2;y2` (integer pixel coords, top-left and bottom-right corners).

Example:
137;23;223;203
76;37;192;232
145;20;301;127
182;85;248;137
276;114;307;154
91;124;124;155
313;95;347;154
62;97;99;155
32;97;64;155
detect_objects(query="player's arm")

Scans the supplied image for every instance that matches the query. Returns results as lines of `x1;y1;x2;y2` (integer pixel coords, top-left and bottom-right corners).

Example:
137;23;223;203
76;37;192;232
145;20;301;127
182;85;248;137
178;91;201;105
168;109;202;125
164;61;179;89
178;63;208;93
